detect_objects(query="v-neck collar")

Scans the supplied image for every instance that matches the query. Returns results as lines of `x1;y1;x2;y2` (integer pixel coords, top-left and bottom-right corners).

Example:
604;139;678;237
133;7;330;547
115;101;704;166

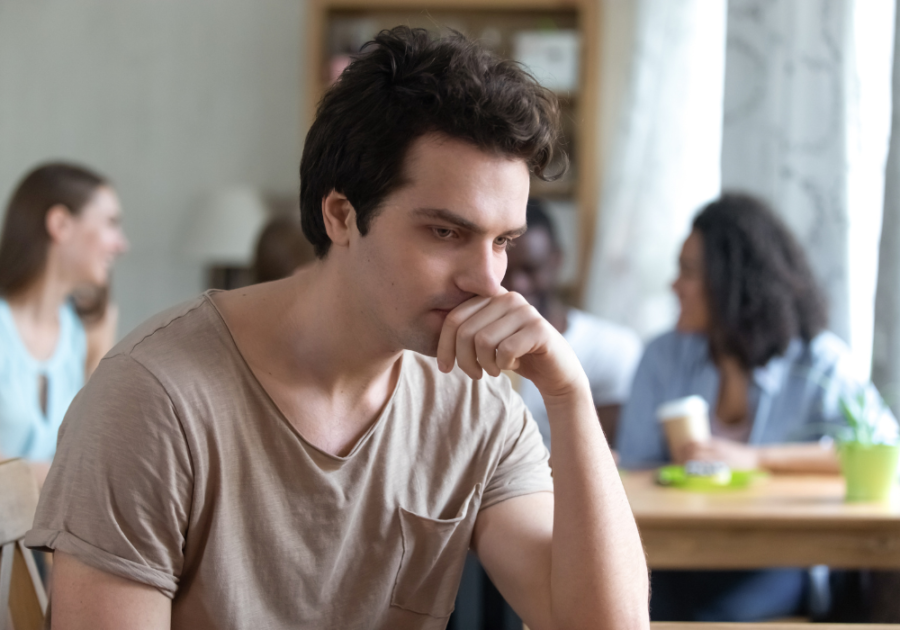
201;290;405;463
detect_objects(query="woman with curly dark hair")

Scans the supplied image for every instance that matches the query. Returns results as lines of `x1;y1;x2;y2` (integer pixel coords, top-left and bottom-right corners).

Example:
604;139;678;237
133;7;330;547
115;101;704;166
616;192;895;621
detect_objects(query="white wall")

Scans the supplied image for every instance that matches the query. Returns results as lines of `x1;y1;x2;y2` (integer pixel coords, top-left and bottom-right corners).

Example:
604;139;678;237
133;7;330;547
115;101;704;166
0;0;306;334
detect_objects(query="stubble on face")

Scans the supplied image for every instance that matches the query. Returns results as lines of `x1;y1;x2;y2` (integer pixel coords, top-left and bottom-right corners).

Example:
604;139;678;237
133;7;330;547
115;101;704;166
353;229;471;359
350;133;529;359
407;292;476;357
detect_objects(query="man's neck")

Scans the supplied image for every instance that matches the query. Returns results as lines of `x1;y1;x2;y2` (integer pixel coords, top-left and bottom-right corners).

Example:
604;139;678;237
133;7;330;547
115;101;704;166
220;263;403;396
212;262;406;456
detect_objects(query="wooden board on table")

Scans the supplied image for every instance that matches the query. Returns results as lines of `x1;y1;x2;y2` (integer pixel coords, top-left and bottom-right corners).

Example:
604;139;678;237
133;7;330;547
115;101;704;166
623;470;900;569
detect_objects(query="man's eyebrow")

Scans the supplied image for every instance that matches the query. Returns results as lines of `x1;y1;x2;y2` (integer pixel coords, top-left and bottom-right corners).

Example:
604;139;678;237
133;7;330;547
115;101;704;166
413;207;528;238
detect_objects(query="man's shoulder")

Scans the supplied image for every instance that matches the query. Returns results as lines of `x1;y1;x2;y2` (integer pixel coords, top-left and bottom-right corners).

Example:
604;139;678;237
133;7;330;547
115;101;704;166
109;293;219;360
102;293;233;386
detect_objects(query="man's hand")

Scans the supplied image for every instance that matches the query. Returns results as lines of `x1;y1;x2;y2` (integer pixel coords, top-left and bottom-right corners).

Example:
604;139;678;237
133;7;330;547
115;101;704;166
679;438;760;469
436;290;586;399
442;290;650;630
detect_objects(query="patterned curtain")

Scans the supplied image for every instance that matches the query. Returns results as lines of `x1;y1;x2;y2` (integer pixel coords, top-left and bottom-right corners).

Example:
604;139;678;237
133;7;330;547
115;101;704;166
720;0;895;378
872;3;900;410
584;0;727;339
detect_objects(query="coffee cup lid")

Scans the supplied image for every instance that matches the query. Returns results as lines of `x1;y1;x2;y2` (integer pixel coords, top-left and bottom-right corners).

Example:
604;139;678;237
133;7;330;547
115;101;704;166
656;395;709;421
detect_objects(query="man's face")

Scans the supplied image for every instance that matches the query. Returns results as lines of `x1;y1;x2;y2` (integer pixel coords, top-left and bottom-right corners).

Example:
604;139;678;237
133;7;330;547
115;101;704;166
347;133;530;357
501;226;561;317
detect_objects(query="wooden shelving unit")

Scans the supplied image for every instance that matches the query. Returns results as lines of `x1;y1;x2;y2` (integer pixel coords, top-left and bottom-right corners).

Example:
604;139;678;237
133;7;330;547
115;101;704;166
305;0;602;303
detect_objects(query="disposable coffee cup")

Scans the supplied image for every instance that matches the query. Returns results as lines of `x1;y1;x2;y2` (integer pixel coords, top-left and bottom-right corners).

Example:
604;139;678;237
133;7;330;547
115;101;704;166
656;396;710;459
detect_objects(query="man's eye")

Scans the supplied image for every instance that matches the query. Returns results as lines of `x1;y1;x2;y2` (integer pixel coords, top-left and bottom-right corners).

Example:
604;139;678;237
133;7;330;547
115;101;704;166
433;227;455;239
495;237;513;249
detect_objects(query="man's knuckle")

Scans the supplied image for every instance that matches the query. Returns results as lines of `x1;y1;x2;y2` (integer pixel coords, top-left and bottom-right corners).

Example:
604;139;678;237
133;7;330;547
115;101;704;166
446;311;465;327
473;330;492;346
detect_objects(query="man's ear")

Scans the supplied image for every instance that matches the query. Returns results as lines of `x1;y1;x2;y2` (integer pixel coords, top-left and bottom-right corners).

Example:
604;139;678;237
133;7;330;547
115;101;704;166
321;191;356;249
45;204;74;244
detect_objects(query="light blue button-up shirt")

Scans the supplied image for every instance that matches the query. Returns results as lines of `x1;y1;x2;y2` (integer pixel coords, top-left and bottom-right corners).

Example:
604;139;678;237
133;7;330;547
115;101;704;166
0;298;86;460
617;329;897;469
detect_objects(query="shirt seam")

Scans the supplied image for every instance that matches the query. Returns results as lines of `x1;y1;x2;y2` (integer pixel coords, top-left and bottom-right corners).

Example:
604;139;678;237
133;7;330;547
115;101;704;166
109;297;210;359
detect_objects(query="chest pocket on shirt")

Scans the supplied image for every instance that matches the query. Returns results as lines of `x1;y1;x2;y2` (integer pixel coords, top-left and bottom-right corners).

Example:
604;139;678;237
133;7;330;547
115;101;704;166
391;484;482;618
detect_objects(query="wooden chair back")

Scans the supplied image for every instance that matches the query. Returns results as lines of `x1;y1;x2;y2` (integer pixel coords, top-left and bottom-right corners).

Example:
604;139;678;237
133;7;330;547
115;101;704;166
0;459;46;630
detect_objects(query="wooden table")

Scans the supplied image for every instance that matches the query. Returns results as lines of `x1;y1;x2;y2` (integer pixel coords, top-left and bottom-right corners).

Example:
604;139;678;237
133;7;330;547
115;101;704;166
651;624;899;629
623;471;900;569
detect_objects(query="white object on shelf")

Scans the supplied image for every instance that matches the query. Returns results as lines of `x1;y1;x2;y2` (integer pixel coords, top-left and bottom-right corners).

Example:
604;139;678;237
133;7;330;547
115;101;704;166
185;186;268;265
513;30;580;93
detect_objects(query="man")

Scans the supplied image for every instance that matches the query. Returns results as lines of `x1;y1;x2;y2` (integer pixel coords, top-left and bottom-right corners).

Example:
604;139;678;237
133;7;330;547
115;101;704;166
26;27;649;630
502;199;643;448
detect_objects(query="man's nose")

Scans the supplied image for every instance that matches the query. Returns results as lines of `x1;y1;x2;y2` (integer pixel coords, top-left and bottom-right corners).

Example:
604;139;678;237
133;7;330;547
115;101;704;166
457;242;503;297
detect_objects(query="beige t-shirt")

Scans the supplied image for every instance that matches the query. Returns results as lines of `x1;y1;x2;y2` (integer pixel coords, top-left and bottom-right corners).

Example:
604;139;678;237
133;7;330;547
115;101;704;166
26;294;553;629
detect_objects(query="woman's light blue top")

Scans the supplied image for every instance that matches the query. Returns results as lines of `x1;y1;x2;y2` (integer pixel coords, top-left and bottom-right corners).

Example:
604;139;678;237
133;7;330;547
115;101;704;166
617;330;898;468
0;298;86;460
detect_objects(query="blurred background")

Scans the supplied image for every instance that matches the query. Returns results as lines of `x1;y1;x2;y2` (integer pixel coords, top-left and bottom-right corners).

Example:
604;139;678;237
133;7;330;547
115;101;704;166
5;0;898;396
7;1;900;627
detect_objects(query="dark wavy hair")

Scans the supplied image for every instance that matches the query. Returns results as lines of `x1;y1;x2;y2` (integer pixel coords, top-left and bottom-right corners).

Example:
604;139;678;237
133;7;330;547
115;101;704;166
693;192;828;369
300;26;564;258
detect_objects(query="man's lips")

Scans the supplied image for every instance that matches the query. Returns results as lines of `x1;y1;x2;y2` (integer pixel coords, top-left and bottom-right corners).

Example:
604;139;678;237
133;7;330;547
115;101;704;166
429;295;484;322
430;299;471;314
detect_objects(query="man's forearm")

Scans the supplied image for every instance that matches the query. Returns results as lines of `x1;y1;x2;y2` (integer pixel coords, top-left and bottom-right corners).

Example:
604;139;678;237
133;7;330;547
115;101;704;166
544;383;649;630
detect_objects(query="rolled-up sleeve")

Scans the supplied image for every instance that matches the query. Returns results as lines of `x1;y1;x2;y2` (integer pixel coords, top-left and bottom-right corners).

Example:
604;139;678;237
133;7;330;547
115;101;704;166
25;354;192;598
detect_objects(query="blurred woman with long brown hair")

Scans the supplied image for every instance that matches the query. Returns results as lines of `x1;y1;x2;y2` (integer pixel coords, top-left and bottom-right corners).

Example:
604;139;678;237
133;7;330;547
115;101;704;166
0;162;128;484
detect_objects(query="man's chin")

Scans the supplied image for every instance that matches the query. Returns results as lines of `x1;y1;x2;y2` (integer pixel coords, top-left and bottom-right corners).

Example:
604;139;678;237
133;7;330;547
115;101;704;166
399;327;441;358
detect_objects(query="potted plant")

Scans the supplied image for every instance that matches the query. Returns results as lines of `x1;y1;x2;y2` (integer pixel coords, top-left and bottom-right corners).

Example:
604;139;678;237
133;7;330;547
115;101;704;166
836;389;900;502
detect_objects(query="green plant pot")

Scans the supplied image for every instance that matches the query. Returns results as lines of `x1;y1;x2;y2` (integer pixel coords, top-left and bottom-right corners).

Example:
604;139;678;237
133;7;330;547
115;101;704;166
838;442;900;502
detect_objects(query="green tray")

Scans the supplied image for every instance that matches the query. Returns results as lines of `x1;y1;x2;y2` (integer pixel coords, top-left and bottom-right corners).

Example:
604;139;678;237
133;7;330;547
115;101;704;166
656;465;768;492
